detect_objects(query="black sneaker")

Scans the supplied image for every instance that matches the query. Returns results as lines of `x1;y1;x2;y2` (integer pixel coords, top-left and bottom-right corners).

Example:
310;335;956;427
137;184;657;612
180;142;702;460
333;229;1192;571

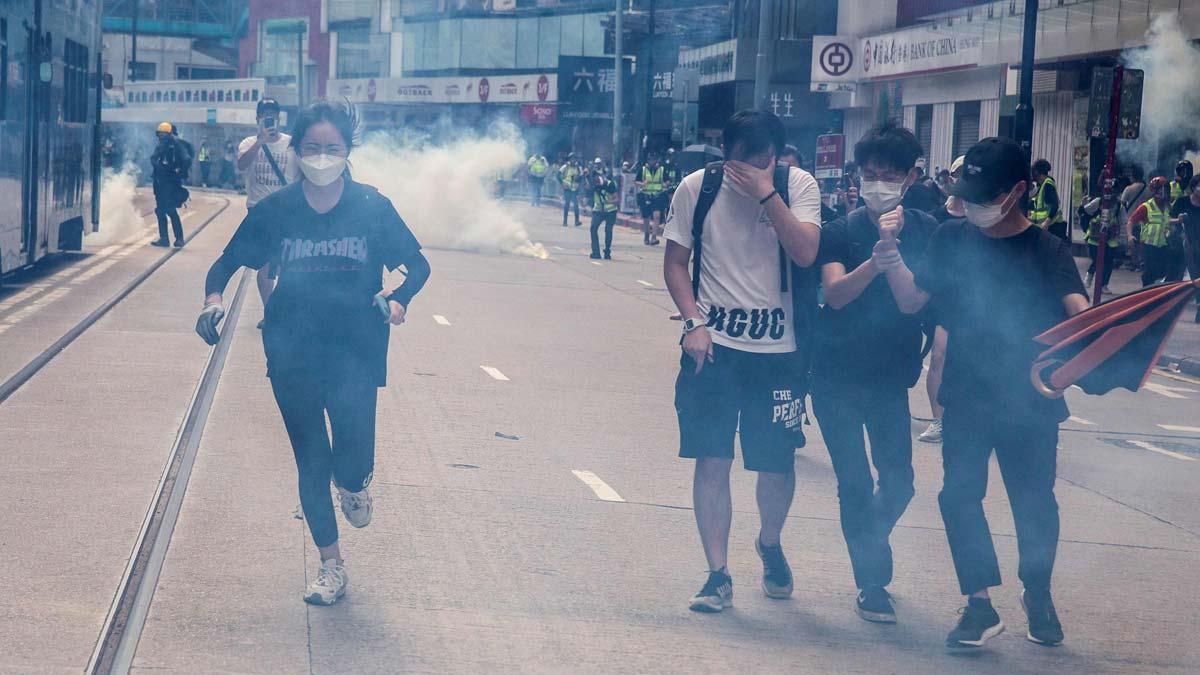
946;598;1005;649
151;239;169;247
173;240;185;248
856;586;896;623
755;538;793;599
689;570;733;613
1021;589;1064;646
603;251;611;260
589;252;602;260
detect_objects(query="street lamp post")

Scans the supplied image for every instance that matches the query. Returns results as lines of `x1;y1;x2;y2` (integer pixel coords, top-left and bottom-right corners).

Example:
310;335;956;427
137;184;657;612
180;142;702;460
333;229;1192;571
752;0;772;110
1013;0;1039;155
613;0;623;171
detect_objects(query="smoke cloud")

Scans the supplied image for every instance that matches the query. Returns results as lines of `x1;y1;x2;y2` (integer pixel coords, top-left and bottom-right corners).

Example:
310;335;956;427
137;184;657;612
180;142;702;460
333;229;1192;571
1118;14;1200;172
87;164;151;245
349;122;548;259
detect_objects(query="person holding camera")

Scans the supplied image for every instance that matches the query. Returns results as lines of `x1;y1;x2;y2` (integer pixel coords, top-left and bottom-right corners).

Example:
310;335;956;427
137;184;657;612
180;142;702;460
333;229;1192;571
238;98;300;328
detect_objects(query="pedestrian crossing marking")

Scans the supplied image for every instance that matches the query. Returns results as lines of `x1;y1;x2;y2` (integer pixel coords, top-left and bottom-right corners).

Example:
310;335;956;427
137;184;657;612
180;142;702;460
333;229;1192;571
1144;382;1195;399
571;470;625;502
433;315;451;326
636;280;654;287
1128;439;1195;462
1068;416;1096;426
591;261;603;266
1158;424;1200;433
480;366;509;381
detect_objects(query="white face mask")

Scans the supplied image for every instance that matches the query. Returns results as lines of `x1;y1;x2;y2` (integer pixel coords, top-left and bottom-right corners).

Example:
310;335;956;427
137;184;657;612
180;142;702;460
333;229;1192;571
964;190;1017;229
300;154;346;186
859;180;905;214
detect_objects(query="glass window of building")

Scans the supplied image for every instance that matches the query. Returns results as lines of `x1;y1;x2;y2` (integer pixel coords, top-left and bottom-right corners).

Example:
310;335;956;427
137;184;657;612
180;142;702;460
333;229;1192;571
337;24;389;78
258;18;309;83
537;16;560;69
461;18;516;70
437;20;462;70
560;13;583;56
516;17;538;69
582;13;606;57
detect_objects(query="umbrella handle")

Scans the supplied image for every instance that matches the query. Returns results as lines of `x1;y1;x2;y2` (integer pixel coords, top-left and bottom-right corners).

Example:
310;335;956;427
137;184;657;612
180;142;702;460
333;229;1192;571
1031;358;1066;399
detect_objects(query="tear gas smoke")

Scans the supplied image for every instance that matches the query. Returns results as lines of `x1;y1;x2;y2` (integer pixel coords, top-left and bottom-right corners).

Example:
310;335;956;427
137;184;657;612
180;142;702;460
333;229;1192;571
1118;14;1200;173
350;122;548;259
88;164;151;245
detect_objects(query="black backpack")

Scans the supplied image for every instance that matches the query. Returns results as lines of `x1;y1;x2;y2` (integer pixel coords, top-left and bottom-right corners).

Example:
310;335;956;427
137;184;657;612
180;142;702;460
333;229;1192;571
690;161;819;437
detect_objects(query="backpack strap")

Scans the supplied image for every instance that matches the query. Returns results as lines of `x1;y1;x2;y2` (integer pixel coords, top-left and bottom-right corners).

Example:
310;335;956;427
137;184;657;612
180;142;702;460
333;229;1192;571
691;161;725;297
261;145;289;187
773;163;792;292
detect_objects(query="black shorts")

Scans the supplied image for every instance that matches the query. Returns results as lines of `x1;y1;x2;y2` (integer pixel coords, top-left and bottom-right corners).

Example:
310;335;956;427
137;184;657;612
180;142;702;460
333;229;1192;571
639;192;666;217
675;344;802;473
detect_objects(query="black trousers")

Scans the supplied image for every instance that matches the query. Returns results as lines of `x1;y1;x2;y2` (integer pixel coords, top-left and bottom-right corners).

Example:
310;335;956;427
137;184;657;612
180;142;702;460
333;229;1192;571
1087;244;1120;286
153;182;183;243
530;177;544;206
812;381;915;590
562;189;580;224
590;210;616;256
939;408;1059;596
1141;244;1184;286
270;371;378;549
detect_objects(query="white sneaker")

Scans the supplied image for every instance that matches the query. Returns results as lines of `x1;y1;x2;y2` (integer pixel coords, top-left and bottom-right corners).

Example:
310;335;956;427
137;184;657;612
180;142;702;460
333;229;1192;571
304;558;348;606
337;485;373;528
1101;285;1112;295
918;419;943;443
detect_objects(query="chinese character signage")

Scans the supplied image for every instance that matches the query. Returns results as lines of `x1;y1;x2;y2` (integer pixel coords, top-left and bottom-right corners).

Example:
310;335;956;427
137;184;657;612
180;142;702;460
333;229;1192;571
558;56;633;120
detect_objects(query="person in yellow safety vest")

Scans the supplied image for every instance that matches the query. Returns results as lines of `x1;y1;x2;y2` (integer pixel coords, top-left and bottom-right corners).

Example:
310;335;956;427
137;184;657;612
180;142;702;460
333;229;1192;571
662;147;683;224
636;152;666;245
1171;160;1193;205
1127;177;1186;287
589;160;620;260
558;153;583;227
1031;159;1068;243
197;140;213;187
527;152;549;207
1079;193;1121;294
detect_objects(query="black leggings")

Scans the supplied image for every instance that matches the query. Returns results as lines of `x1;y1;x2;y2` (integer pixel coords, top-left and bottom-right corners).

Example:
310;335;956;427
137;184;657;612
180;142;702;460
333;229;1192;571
270;372;378;548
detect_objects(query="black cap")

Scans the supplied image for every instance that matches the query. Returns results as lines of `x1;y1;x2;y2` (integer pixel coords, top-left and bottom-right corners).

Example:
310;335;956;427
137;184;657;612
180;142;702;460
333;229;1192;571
256;98;281;116
950;136;1031;204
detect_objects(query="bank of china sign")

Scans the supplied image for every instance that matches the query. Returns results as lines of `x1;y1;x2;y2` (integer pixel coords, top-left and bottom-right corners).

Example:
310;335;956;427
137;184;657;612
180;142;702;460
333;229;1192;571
811;28;982;90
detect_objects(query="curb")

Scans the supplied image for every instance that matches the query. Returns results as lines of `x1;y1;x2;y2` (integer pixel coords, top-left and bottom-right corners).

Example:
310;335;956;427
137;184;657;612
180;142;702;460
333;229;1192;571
1158;353;1200;378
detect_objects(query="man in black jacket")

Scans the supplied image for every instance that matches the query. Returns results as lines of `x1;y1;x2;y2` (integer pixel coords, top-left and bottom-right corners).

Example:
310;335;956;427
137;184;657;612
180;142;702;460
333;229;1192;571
151;122;188;247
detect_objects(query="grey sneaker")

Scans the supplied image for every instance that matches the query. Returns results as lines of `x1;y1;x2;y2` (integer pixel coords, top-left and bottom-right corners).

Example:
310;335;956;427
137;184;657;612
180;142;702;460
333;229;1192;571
755;538;794;599
304;558;348;606
918;419;943;443
337;486;373;528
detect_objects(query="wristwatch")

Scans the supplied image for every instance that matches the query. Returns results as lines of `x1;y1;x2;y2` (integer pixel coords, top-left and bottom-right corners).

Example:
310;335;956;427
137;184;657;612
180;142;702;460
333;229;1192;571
682;317;706;334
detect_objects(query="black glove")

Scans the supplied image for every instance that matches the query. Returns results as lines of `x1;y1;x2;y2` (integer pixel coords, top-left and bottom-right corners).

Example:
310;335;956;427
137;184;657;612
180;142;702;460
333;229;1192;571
195;303;226;346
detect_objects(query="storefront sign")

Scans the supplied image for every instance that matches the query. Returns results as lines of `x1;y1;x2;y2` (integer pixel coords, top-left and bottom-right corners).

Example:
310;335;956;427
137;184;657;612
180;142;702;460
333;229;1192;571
678;40;738;86
814;134;844;180
520;103;557;126
123;77;266;107
558;56;632;120
860;27;982;80
331;74;557;105
810;36;860;92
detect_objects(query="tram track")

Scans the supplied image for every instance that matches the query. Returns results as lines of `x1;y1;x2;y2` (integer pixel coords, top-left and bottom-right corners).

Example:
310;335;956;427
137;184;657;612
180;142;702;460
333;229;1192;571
0;197;230;405
85;265;251;674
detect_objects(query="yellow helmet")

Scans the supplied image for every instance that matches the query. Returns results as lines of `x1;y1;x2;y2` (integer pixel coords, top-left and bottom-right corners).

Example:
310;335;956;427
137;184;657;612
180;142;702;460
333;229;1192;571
156;122;173;134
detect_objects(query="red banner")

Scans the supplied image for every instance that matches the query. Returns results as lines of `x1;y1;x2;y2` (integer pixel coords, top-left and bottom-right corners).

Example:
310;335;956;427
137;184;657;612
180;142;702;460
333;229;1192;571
521;103;557;126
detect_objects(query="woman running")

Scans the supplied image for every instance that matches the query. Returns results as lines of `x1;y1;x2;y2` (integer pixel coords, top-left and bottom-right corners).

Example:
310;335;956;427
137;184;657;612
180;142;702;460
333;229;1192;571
195;100;431;605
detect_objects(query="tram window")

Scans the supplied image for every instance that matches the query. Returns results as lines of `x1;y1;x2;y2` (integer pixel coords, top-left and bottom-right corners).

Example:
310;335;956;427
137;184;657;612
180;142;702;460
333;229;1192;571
64;39;89;122
1;19;8;121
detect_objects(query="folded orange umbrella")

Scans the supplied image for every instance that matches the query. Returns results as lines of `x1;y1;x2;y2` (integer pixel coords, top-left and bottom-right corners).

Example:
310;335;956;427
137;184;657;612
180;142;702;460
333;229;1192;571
1030;279;1200;398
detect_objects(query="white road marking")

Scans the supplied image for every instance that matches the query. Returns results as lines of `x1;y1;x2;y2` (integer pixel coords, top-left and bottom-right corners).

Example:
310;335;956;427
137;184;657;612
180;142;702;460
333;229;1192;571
1128;439;1195;462
1144;382;1195;399
636;280;654;287
571;470;625;502
1068;416;1096;426
552;245;566;251
1158;424;1200;433
433;315;451;326
591;261;603;266
480;366;510;381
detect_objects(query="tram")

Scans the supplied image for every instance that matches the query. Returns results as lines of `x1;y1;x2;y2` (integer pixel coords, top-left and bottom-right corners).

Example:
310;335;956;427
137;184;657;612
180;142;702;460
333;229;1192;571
0;0;104;278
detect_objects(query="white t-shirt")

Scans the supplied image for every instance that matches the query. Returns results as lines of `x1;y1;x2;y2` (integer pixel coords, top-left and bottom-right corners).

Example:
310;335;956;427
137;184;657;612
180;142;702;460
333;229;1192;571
664;165;822;354
239;133;301;207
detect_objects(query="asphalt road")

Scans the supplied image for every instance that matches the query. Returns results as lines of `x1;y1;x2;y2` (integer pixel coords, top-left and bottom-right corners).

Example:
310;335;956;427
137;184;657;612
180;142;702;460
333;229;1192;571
1;195;1197;673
